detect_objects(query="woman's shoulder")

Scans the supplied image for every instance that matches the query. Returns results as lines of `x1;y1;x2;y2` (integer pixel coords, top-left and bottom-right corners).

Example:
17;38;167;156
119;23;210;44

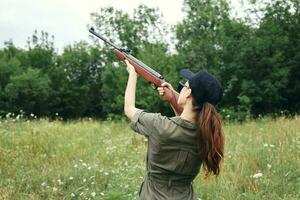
130;109;197;139
169;116;198;130
139;111;197;132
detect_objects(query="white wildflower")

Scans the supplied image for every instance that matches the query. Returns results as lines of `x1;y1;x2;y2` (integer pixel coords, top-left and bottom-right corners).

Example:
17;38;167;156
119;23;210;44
57;179;63;185
6;112;11;118
41;182;47;187
71;193;76;197
267;164;272;169
83;178;86;182
74;164;78;168
252;172;263;178
263;144;268;147
69;176;74;180
100;192;104;196
269;144;275;148
53;187;58;192
91;192;96;197
104;172;109;176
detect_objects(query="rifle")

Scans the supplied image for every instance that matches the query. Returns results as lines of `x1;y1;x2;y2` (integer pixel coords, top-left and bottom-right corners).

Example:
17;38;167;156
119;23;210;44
89;27;183;115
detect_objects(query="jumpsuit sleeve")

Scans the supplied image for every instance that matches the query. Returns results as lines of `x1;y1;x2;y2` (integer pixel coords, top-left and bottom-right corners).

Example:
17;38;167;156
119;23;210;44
129;109;165;137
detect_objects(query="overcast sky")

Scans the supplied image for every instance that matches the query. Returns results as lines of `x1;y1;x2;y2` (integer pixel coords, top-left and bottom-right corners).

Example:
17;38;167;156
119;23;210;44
0;0;244;52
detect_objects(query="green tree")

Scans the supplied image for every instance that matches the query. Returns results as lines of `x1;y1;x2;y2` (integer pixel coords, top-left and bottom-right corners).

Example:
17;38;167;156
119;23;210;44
48;42;103;118
176;0;231;75
5;68;50;115
0;41;24;115
281;0;300;112
90;5;175;118
26;30;55;71
175;0;300;118
235;0;298;115
175;0;252;119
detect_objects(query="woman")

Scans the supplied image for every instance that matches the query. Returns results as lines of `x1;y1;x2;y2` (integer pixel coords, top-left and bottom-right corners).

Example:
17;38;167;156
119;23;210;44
124;60;224;200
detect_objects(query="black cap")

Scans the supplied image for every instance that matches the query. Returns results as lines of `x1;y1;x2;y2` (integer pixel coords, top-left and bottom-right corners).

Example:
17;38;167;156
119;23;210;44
180;69;223;106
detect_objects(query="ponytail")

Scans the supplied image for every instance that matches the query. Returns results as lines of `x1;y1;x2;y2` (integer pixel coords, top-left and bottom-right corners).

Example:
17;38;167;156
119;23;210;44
194;102;224;178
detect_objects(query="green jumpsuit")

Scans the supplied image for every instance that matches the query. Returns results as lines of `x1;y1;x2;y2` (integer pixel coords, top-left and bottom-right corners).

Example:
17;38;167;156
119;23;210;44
130;109;202;200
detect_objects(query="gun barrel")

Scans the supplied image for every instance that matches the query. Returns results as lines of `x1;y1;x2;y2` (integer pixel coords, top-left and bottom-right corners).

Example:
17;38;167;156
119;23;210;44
89;27;120;50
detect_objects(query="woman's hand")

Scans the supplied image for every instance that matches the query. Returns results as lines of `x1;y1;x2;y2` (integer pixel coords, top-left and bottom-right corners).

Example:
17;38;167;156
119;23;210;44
124;59;137;75
157;82;175;102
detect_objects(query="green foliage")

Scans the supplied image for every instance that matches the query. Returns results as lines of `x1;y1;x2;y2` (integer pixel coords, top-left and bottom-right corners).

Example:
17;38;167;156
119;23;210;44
1;0;300;119
90;6;175;118
0;42;23;115
5;68;50;115
48;42;104;118
175;0;300;117
176;0;231;74
235;0;293;114
135;43;178;116
26;30;55;71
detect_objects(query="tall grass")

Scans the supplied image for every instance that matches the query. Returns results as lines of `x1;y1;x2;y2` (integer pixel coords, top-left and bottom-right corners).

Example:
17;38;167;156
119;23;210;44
0;117;299;199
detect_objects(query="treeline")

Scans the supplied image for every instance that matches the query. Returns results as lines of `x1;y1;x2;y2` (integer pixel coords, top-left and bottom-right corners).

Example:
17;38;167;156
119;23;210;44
0;0;299;120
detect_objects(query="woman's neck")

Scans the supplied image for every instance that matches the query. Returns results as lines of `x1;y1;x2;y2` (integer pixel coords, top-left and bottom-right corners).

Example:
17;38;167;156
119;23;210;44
180;105;197;124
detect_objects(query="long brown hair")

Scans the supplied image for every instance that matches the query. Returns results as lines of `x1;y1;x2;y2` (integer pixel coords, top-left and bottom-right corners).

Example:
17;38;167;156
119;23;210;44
193;101;224;178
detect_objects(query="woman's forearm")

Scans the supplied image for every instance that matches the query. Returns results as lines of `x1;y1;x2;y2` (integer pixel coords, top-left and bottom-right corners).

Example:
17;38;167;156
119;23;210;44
124;72;138;113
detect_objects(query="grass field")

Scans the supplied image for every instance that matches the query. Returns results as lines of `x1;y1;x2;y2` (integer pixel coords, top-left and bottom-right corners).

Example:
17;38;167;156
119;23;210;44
0;116;299;199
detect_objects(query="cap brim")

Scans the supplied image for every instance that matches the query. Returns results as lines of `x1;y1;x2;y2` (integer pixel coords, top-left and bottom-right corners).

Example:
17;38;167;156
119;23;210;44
180;69;194;79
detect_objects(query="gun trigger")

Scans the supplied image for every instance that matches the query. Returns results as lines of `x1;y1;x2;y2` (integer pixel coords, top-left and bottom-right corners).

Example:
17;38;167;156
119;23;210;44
149;83;157;90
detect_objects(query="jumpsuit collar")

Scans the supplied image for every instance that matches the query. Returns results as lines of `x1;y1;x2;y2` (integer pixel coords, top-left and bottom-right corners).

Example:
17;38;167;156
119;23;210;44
170;116;198;130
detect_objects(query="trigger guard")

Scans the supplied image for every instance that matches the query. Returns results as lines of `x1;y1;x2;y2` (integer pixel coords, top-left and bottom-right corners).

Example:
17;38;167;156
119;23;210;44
149;82;157;90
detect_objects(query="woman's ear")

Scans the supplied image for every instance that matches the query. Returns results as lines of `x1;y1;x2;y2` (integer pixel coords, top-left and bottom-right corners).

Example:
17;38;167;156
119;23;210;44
185;89;192;99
